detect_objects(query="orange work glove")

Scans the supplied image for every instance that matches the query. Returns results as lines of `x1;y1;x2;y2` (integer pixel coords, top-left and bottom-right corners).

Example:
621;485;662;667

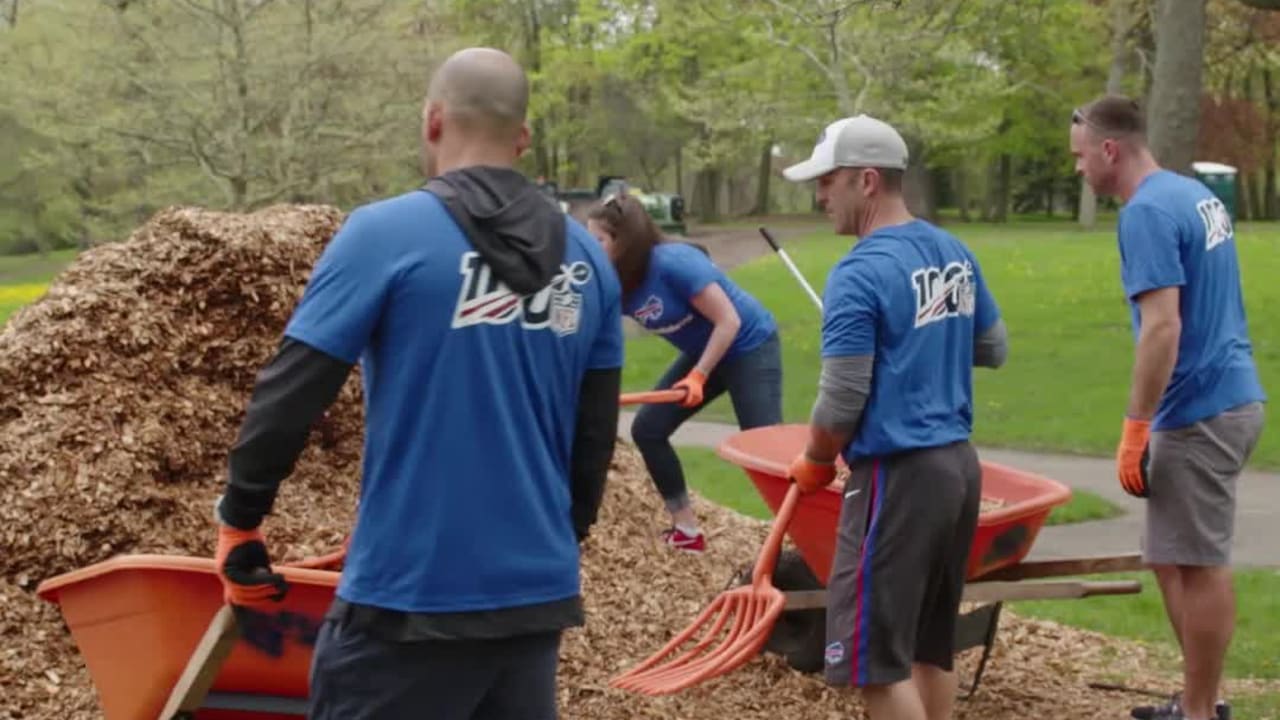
215;524;289;607
1116;417;1152;498
789;453;837;494
672;369;707;408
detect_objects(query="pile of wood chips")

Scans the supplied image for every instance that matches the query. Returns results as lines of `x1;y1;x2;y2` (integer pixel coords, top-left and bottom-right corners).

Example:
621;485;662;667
0;205;361;719
1;204;1168;719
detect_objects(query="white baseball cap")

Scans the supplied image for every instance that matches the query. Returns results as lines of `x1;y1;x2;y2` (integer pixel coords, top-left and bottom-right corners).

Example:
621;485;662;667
782;114;909;182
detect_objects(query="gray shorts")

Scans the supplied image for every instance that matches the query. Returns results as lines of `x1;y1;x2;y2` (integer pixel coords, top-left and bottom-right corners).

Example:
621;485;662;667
823;441;981;687
1144;402;1265;566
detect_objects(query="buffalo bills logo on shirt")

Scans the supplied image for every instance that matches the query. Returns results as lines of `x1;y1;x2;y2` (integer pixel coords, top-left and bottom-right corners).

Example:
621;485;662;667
451;252;592;337
632;295;664;324
1196;197;1233;251
911;260;975;329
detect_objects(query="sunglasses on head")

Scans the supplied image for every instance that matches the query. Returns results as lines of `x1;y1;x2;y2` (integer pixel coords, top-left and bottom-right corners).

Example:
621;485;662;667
1072;106;1139;137
1071;108;1098;129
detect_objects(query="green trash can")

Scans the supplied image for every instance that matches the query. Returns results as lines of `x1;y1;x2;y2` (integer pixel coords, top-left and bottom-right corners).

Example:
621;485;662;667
1192;161;1238;222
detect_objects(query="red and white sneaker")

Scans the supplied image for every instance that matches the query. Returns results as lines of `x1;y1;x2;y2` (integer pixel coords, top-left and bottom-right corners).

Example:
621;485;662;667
660;526;706;553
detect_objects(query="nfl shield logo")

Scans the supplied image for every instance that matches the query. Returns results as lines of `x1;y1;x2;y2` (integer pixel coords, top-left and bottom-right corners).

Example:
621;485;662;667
550;291;582;337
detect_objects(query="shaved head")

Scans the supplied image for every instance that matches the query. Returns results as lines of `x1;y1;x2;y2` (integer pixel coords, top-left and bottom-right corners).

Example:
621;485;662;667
427;47;529;137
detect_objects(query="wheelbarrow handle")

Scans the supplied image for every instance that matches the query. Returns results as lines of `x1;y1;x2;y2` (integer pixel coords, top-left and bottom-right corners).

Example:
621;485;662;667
620;389;689;406
284;545;348;571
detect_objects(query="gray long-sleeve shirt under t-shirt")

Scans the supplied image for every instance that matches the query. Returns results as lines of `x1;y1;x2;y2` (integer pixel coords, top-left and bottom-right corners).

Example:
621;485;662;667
811;319;1008;433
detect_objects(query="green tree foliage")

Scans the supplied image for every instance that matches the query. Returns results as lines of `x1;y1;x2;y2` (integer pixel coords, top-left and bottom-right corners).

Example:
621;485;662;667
4;0;1263;252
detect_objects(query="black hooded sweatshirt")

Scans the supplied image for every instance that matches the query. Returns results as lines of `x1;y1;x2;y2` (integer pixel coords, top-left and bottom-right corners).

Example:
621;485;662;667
219;167;621;639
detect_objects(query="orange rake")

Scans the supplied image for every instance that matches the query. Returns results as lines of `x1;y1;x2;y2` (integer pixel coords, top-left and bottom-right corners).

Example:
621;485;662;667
619;389;688;405
609;483;802;695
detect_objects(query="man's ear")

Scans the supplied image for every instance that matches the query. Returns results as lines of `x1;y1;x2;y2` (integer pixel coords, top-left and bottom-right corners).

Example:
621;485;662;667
516;121;532;158
1103;138;1120;164
425;102;445;144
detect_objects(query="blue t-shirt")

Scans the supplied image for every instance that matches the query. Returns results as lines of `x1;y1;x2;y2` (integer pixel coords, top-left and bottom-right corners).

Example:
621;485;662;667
283;190;624;613
623;243;776;360
1118;170;1266;430
822;220;1001;460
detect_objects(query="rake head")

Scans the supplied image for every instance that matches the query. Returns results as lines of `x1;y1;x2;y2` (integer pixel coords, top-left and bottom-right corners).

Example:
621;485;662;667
609;483;802;696
609;582;787;695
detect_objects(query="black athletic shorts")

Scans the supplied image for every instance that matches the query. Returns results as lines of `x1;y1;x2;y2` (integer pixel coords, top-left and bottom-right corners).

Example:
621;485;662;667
308;610;562;719
822;440;981;687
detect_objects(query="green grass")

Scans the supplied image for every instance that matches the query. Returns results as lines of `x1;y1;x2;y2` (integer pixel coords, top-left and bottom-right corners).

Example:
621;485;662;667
677;447;773;520
676;446;1120;527
0;248;78;284
1045;489;1122;525
0;250;78;327
1009;568;1280;680
624;220;1280;468
1233;691;1280;718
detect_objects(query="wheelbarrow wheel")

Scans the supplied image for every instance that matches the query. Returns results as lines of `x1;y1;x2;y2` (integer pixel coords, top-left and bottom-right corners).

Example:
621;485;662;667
737;549;826;674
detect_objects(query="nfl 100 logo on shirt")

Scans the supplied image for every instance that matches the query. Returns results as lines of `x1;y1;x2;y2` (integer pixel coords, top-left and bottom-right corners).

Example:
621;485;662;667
912;260;976;329
1196;197;1233;251
451;252;592;337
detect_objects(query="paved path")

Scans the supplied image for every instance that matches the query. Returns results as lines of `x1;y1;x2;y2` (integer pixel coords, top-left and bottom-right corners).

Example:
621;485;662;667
617;412;1280;568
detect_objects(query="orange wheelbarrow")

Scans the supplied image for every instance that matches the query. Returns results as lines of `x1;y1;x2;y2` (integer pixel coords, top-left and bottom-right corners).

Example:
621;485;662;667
34;389;689;719
611;424;1145;696
37;556;338;719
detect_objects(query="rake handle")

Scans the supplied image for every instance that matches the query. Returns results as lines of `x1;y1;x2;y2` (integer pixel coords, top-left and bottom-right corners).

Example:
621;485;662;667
751;483;802;586
620;389;689;406
759;227;823;312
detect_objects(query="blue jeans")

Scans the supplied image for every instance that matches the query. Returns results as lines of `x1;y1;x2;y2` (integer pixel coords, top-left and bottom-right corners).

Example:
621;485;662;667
630;332;783;513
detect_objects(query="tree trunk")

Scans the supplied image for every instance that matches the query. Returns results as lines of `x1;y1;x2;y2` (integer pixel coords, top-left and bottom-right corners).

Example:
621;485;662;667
903;140;937;221
228;0;252;208
995;153;1012;222
5;0;18;27
1080;0;1137;227
1045;169;1055;219
693;168;721;222
525;0;549;178
982;159;998;221
1250;169;1264;218
1265;68;1277;218
675;145;684;199
754;139;772;216
1146;0;1206;174
955;166;971;222
1238;169;1253;221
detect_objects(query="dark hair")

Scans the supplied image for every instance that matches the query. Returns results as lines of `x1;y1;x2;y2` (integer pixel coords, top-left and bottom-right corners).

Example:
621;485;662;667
848;166;905;193
586;193;662;294
1073;94;1146;138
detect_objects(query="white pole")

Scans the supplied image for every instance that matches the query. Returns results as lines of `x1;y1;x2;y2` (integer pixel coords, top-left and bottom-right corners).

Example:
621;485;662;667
758;227;823;312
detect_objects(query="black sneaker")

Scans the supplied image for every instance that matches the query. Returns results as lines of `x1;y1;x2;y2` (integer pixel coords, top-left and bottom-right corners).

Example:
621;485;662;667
1131;693;1230;720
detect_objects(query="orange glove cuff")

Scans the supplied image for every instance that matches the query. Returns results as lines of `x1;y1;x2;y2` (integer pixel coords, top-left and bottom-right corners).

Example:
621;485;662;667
216;525;265;559
674;369;707;407
1121;417;1152;445
1116;417;1152;498
790;454;837;494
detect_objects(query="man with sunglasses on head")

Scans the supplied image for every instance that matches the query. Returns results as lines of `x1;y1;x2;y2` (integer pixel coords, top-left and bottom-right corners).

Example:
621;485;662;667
1069;94;1266;720
781;114;1007;720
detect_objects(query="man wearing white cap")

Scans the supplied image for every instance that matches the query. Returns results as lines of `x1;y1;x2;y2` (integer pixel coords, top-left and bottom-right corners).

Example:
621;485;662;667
783;115;1008;720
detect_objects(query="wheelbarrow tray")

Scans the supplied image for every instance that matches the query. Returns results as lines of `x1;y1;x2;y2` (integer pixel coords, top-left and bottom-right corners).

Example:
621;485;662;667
717;424;1073;583
36;554;339;720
